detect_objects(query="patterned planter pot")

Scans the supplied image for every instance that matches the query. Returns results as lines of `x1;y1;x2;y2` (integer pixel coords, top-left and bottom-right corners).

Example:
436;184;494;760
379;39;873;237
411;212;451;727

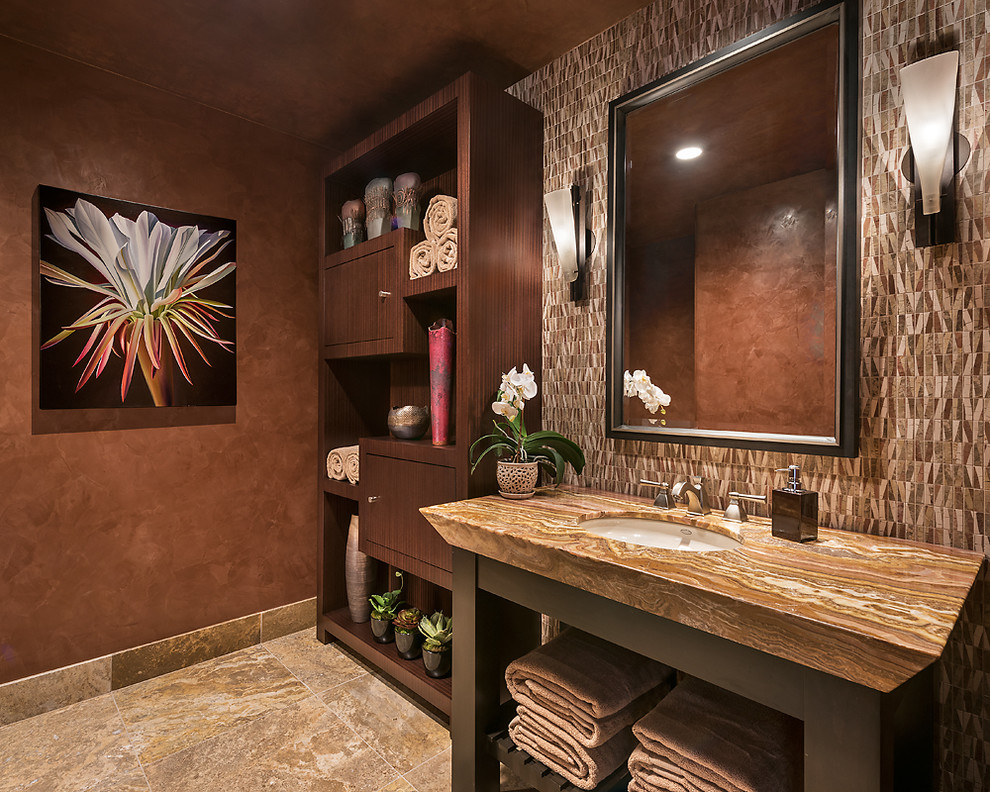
496;461;539;499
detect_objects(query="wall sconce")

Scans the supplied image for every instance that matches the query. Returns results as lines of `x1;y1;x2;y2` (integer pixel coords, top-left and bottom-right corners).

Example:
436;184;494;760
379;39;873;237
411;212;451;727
544;185;590;300
899;51;970;246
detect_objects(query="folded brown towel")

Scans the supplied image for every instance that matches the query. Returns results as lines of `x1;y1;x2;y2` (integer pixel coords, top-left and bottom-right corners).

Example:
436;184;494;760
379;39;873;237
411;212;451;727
629;745;724;792
632;677;801;792
509;712;635;790
514;680;670;748
506;629;674;745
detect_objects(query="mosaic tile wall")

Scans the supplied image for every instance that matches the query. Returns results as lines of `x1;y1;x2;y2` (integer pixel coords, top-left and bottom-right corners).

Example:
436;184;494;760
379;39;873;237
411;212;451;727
509;0;989;788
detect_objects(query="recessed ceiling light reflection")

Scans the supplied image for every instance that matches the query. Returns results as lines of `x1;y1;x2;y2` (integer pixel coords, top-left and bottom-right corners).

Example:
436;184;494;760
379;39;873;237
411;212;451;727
675;146;703;160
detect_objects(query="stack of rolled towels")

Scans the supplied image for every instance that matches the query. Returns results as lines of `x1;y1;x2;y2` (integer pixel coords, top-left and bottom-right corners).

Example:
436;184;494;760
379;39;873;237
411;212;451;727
409;195;457;278
326;445;360;485
505;629;675;790
628;676;801;792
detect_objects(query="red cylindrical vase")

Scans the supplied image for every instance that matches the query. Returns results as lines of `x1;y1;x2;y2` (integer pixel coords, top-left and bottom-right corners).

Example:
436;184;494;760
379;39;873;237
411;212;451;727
428;321;455;445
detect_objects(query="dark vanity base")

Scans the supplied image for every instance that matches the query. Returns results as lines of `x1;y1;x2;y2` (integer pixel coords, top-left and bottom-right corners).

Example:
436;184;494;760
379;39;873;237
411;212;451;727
452;548;934;792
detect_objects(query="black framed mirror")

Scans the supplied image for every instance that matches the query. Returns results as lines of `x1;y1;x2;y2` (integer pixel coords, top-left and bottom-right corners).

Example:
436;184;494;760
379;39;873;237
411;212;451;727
606;0;858;456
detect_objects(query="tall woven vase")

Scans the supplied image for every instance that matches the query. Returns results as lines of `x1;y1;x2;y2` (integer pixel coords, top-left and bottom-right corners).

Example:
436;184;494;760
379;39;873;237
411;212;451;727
345;515;377;623
428;320;455;445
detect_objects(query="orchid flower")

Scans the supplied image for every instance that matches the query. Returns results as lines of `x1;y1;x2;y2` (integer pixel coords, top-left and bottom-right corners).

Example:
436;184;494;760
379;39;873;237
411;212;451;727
471;362;585;485
623;368;671;420
40;198;235;405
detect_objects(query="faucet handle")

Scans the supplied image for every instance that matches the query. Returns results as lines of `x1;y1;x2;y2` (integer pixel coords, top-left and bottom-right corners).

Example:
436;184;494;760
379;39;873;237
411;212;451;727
640;479;673;510
724;491;768;523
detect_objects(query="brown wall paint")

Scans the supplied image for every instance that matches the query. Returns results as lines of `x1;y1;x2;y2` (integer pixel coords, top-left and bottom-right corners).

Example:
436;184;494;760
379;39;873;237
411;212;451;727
510;0;989;787
0;37;322;685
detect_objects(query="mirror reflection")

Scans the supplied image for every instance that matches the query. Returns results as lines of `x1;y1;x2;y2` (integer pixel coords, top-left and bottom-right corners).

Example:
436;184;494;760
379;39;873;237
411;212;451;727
608;4;856;455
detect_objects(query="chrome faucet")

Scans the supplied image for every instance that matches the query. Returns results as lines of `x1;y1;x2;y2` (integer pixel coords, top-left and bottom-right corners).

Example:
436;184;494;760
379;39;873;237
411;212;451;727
671;476;711;516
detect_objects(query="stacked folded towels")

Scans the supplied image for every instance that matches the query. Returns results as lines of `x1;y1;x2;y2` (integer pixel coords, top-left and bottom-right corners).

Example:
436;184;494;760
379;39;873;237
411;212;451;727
629;676;801;792
409;195;458;279
326;445;360;484
505;629;675;790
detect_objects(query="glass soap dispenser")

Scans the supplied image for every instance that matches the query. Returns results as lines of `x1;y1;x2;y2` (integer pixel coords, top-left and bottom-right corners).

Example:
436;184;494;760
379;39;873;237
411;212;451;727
771;464;818;542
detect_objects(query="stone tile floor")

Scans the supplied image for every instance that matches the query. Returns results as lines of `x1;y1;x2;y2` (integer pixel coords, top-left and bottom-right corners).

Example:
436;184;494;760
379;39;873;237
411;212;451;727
0;629;528;792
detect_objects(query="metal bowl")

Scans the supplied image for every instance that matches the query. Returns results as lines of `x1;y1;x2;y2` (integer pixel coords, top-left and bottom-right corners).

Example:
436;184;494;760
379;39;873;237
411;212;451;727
387;405;430;440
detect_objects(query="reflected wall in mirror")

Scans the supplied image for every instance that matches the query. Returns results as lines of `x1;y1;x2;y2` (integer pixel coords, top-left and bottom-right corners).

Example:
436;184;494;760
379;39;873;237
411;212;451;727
606;0;858;456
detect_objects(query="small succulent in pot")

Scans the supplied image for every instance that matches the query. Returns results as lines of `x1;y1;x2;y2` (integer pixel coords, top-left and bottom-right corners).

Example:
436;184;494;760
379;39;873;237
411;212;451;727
393;607;424;660
418;610;453;678
369;571;405;644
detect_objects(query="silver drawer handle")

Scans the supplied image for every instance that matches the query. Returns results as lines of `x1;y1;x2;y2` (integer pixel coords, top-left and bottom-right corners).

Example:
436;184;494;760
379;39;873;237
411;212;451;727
367;495;380;503
378;290;391;298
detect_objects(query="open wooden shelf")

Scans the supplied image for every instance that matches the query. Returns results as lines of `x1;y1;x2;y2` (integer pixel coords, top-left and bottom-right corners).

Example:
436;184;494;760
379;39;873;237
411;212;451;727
321;606;451;717
322;477;360;500
487;702;631;792
404;268;458;298
361;435;458;466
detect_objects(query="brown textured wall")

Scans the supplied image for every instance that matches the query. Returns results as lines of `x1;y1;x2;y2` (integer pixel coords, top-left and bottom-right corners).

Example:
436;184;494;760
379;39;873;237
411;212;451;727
0;37;321;685
510;0;989;788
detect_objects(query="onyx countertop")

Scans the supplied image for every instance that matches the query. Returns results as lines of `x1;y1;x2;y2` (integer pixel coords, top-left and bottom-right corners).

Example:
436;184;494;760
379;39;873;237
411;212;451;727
422;486;984;692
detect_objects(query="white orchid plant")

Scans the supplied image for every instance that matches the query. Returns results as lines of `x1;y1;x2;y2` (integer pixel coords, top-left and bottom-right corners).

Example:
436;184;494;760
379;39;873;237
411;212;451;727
624;369;671;424
469;364;585;485
40;198;235;406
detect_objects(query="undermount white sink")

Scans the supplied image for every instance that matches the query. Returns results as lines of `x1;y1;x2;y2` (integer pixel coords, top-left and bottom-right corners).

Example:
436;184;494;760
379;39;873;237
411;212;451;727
578;516;742;552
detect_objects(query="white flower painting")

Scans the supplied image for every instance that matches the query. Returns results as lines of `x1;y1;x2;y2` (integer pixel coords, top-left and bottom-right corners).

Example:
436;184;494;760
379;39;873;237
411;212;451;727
38;187;236;409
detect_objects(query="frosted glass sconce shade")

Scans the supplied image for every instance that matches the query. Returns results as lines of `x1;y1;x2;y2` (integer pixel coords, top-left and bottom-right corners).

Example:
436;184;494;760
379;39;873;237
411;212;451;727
544;185;589;300
545;186;581;283
900;51;959;215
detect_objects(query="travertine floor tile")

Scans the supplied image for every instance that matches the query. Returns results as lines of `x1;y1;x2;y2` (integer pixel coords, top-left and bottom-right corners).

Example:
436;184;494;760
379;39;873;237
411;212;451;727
113;645;310;765
378;778;416;792
142;696;398;792
321;674;450;774
264;629;369;693
87;767;151;791
405;746;450;792
0;694;140;792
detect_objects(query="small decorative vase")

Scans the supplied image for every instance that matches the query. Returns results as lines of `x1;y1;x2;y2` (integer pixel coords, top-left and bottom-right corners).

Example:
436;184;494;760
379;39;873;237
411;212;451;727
345;516;377;623
340;199;366;249
364;177;393;239
422;647;451;678
393;172;422;231
395;630;422;660
370;616;394;644
428;319;455;445
387;405;430;440
497;461;540;499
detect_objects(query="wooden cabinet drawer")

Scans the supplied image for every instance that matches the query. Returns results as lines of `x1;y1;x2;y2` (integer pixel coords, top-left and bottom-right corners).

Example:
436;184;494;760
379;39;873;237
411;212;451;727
360;453;455;575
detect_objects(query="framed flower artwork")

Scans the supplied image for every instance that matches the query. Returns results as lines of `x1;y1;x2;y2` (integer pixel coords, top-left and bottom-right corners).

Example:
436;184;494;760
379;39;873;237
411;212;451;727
35;186;237;429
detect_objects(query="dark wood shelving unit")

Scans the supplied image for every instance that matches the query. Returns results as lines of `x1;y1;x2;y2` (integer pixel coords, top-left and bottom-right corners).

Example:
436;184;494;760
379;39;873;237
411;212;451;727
321;606;451;715
317;73;544;715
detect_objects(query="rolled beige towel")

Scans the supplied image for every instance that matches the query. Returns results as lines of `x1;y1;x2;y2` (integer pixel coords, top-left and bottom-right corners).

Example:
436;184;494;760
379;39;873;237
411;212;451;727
327;445;357;480
509;713;635;791
506;629;674;745
343;446;360;484
631;677;802;792
409;239;436;279
436;228;458;272
424;194;457;239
